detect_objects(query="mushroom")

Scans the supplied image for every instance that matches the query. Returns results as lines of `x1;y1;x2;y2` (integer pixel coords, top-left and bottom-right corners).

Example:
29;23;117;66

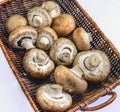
73;50;111;82
54;65;88;94
27;7;52;29
50;38;77;66
52;14;76;37
23;49;55;78
72;27;93;51
36;27;58;50
9;26;37;50
6;14;27;33
36;84;72;111
41;1;61;19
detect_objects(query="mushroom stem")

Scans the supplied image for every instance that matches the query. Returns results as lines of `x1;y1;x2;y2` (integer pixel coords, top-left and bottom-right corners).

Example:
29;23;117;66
70;64;83;78
33;52;48;65
59;49;71;62
33;15;42;27
39;36;50;47
21;38;35;50
84;54;100;71
49;84;63;98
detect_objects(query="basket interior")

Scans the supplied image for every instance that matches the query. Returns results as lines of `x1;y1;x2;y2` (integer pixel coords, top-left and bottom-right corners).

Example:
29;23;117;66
0;0;120;111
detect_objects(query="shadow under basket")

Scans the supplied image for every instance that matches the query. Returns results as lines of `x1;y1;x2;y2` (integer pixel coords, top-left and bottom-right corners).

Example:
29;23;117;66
0;0;120;111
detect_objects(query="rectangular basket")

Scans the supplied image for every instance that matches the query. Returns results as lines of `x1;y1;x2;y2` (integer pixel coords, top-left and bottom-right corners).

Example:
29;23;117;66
0;0;120;111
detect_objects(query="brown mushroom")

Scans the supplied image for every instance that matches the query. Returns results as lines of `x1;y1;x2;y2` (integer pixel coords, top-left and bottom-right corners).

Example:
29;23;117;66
72;27;92;51
9;26;37;50
36;84;72;111
50;38;77;66
36;27;58;50
73;50;111;82
23;48;54;78
27;7;52;29
6;14;27;33
54;65;88;94
52;14;76;37
41;1;61;19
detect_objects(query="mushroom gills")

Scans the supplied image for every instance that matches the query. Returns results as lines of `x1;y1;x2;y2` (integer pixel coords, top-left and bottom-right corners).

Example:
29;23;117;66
27;7;52;29
17;37;35;49
17;37;31;46
36;84;72;111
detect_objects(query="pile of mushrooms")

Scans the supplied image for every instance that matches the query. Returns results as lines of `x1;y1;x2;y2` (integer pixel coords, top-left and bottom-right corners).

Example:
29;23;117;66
5;1;111;112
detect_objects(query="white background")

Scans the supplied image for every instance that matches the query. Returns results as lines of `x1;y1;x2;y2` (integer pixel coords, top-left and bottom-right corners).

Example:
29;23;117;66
0;0;120;112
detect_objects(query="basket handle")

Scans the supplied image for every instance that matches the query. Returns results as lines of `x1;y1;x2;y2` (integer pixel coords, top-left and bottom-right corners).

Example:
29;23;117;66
81;91;117;111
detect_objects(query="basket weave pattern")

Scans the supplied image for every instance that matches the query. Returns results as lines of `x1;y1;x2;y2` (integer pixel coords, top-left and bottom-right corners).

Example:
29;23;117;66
0;0;120;111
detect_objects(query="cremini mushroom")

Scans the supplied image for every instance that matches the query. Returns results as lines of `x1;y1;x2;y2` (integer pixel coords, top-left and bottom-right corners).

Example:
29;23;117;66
27;7;52;29
6;14;27;33
73;50;111;82
72;27;92;51
52;14;76;37
9;26;37;50
36;84;72;111
41;1;61;19
36;27;58;50
54;65;88;94
23;49;55;78
50;38;77;66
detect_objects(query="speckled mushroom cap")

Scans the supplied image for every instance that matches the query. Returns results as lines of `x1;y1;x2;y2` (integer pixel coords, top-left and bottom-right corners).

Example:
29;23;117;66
54;65;88;94
23;49;55;78
73;50;111;82
50;38;77;66
72;27;92;51
36;27;58;50
52;14;76;37
9;26;37;50
36;84;72;112
6;14;27;33
27;7;52;29
41;1;61;19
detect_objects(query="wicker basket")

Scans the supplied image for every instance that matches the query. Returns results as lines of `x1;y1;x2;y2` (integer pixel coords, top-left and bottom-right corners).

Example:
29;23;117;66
0;0;120;111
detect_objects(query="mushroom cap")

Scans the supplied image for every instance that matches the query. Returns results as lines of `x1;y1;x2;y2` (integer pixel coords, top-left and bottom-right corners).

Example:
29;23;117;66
72;27;92;51
36;84;72;111
6;14;27;33
73;50;111;82
41;1;61;19
50;38;77;66
23;49;55;78
54;65;88;94
36;27;58;50
52;14;76;37
27;7;52;29
9;26;37;49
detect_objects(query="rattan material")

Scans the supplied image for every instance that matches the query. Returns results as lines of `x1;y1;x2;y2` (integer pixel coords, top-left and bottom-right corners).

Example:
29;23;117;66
0;0;120;111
